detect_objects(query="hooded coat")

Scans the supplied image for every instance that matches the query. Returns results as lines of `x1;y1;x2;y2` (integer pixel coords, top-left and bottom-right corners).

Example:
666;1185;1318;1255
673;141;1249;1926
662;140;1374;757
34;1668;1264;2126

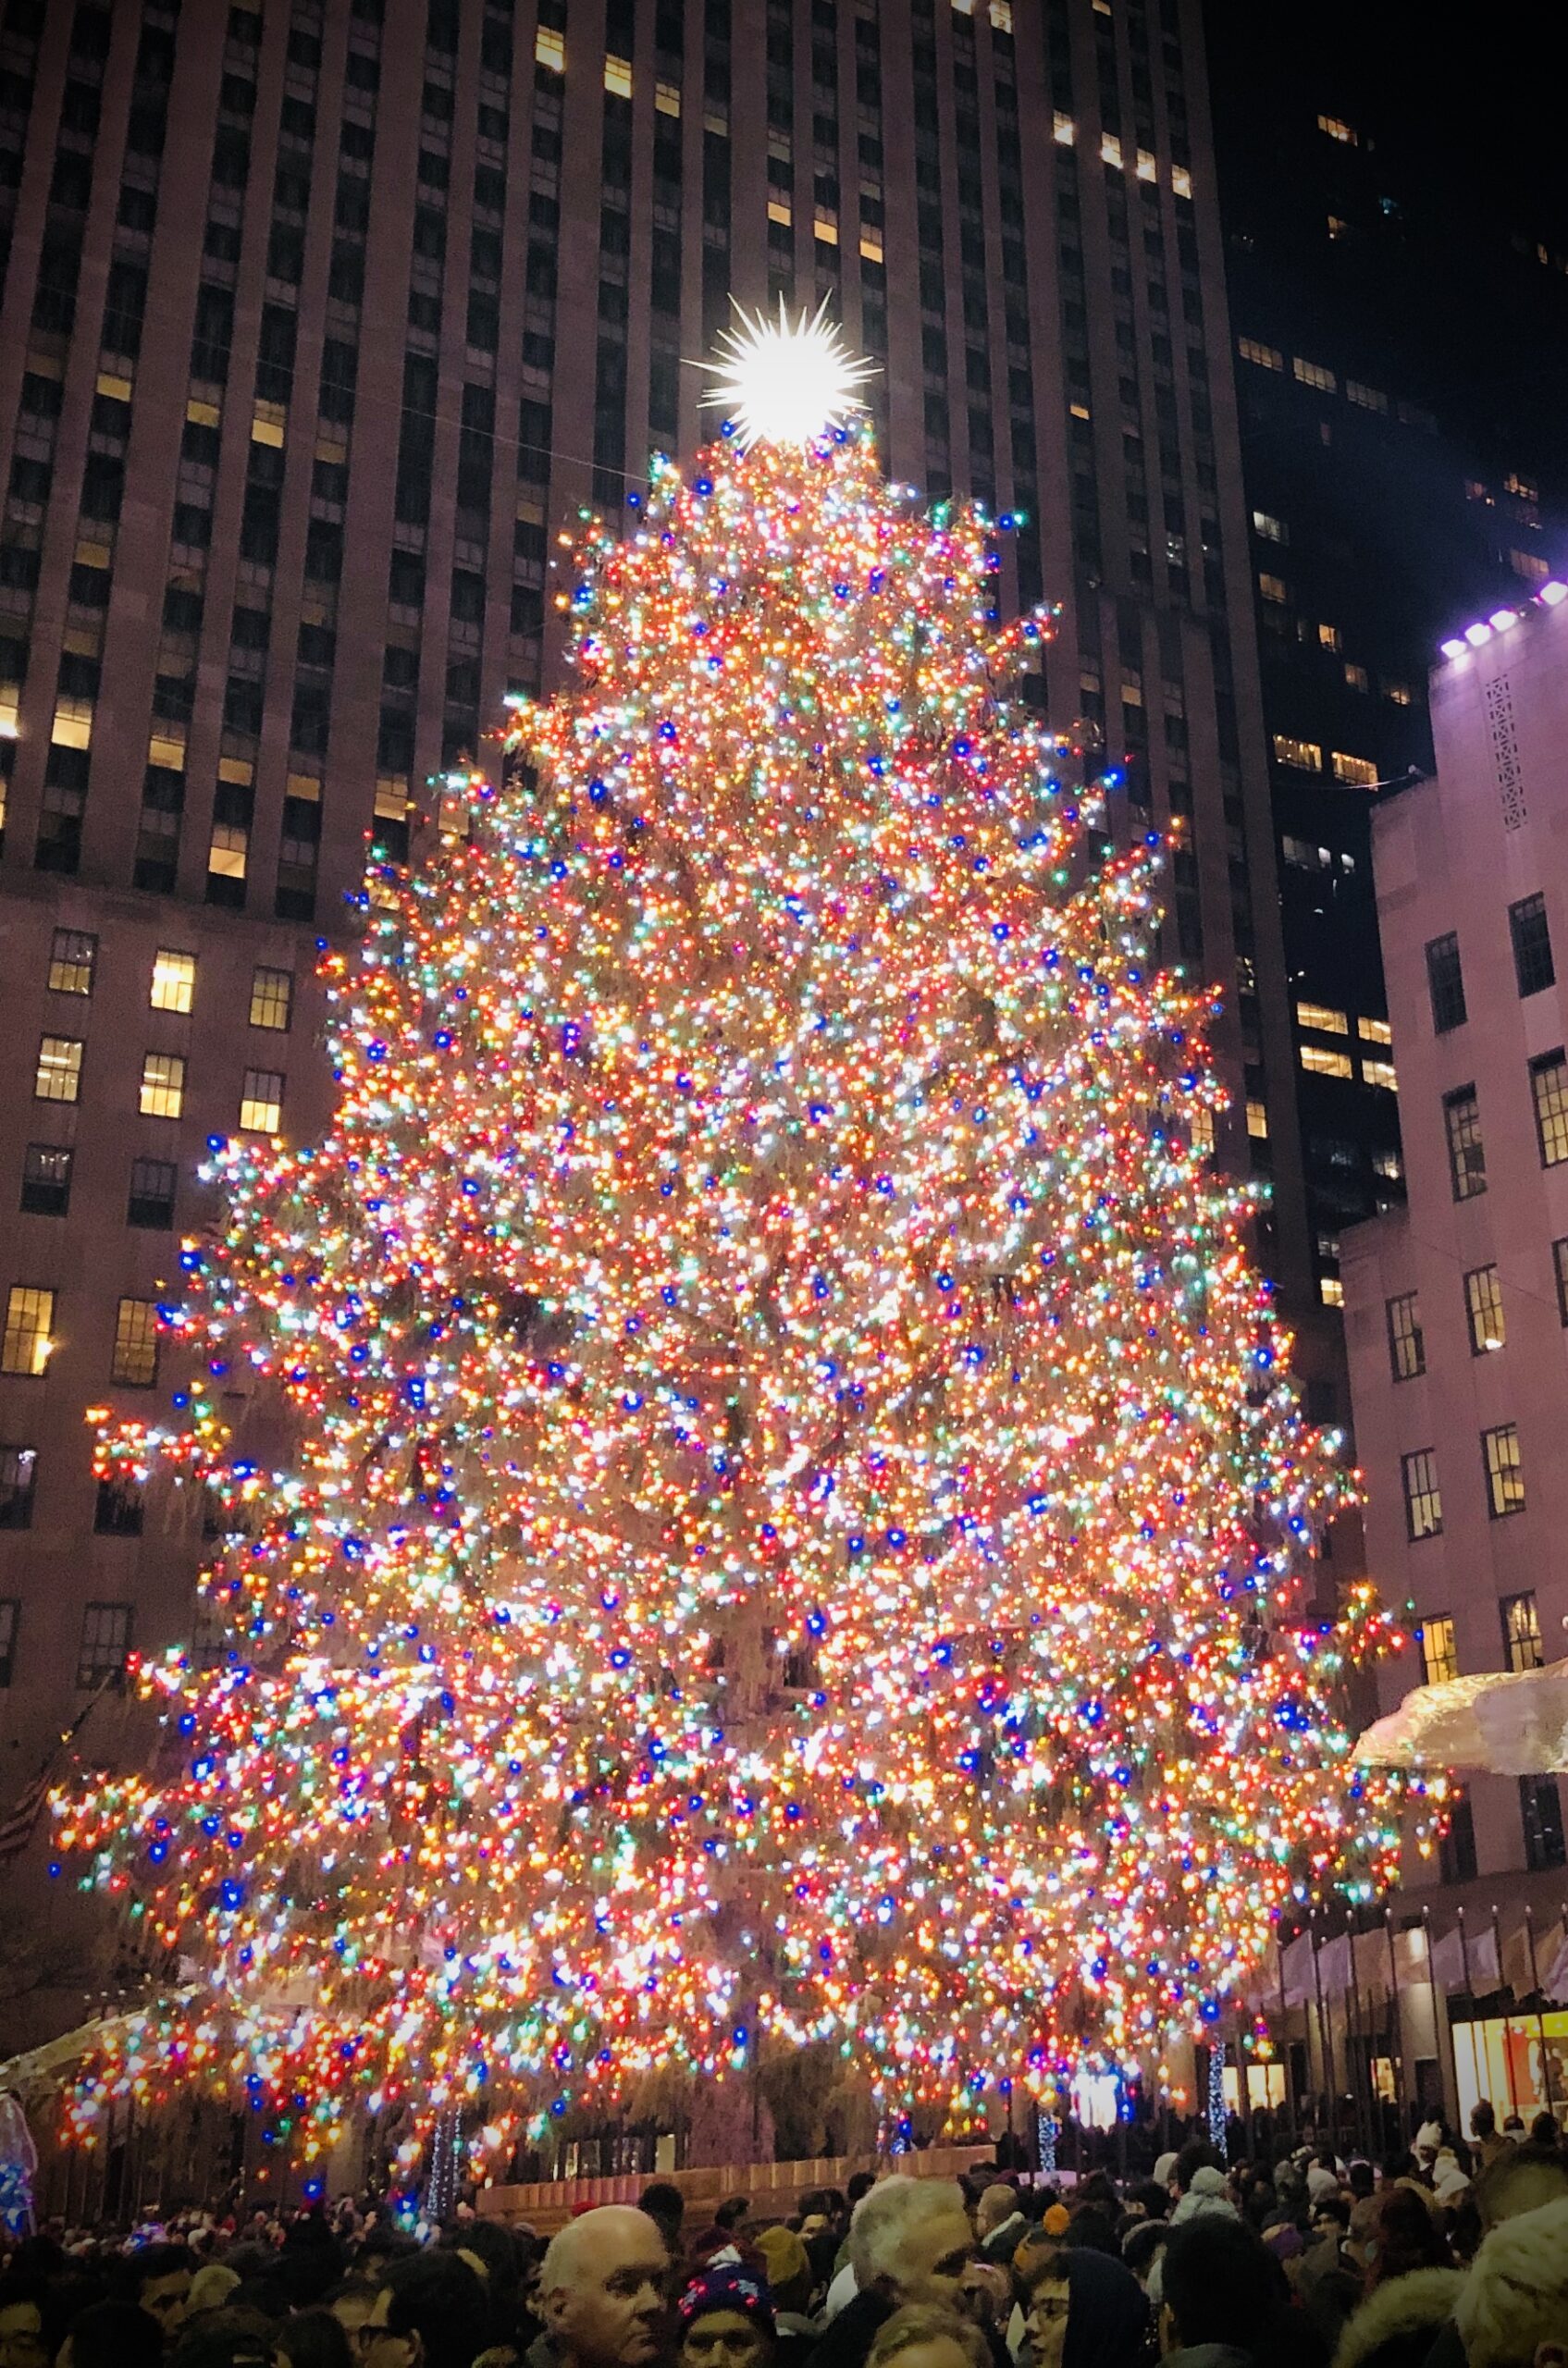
1331;2269;1466;2368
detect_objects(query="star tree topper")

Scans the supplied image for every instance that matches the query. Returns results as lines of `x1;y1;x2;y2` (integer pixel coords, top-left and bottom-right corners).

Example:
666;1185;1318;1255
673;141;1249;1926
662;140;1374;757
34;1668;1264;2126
698;294;880;449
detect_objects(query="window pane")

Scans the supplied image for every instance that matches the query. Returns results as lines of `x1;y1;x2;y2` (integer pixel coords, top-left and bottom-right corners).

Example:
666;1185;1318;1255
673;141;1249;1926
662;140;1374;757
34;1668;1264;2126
1439;1794;1477;1885
151;947;196;1012
1419;1615;1458;1686
1296;1001;1348;1034
1501;1590;1543;1670
1483;1423;1525;1517
0;1449;37;1535
48;927;97;995
1556;1239;1568;1326
1401;1448;1442;1541
1426;933;1466;1033
20;1143;73;1216
1300;1043;1353;1079
240;1068;284;1132
0;1595;19;1681
1520;1775;1566;1872
35;1035;83;1103
1463;1265;1506;1354
249;966;293;1030
112;1297;160;1387
127;1157;178;1229
76;1600;132;1688
1;1287;56;1376
1530;1051;1568;1167
1508;894;1555;998
1444;1086;1487;1200
1386;1291;1424;1381
140;1051;186;1118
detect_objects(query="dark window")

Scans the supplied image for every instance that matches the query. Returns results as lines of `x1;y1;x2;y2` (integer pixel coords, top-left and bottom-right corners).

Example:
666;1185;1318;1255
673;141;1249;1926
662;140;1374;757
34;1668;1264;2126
20;1143;72;1216
77;1598;133;1682
0;1454;36;1537
1530;1051;1568;1167
127;1156;177;1229
1509;894;1554;997
1386;1293;1426;1379
1438;1793;1476;1885
1554;1238;1568;1326
1521;1775;1566;1872
1443;1086;1486;1201
1401;1449;1442;1541
1425;933;1466;1034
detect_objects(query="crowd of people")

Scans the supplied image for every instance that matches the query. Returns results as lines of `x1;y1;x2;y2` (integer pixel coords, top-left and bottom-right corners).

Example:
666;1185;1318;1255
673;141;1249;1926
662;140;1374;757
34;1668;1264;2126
2;2099;1566;2368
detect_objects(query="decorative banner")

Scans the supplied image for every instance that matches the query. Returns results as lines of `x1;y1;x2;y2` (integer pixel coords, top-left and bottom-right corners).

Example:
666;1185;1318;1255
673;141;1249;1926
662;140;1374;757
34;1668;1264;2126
1355;1660;1568;1774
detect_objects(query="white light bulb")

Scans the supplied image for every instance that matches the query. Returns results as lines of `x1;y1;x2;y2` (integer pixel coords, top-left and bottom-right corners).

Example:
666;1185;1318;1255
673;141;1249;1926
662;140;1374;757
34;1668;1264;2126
698;294;880;449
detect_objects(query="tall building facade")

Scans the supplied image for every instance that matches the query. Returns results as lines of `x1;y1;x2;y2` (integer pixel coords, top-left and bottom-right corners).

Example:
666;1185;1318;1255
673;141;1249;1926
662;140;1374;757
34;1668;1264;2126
1207;0;1568;1320
1342;582;1568;2118
0;0;1310;1884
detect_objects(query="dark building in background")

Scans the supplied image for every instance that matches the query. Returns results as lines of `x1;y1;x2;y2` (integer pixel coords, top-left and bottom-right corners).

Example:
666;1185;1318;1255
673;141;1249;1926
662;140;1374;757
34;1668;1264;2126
0;0;1312;1871
1207;0;1568;1316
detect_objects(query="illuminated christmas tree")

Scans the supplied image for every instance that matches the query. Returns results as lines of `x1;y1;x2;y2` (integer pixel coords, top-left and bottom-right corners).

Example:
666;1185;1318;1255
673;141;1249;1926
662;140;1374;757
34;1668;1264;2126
59;314;1411;2164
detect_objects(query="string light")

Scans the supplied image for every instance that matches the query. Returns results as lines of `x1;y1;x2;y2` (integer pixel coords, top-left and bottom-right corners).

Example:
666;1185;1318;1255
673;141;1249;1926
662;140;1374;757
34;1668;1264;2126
55;410;1423;2161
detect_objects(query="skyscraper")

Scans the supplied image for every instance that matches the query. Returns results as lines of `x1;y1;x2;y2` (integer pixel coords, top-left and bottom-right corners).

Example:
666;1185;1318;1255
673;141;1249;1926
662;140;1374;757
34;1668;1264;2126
0;0;1311;1816
1207;0;1568;1315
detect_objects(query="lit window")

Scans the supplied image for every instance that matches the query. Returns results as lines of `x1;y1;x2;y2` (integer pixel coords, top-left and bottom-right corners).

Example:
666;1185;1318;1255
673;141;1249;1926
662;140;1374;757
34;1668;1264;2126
536;24;564;71
1386;1291;1424;1381
1327;215;1347;240
1258;573;1289;604
1463;1264;1506;1355
1345;380;1388;413
989;0;1014;27
1510;549;1549;586
1426;935;1466;1034
1501;1589;1542;1670
1483;1424;1525;1520
1237;338;1283;371
1293;357;1337;392
1317;622;1342;651
1420;1616;1458;1686
151;948;196;1012
1530;1049;1568;1166
0;1449;35;1536
250;967;294;1032
1301;1044;1353;1079
1505;470;1539;502
140;1051;186;1120
1252;510;1288;543
1344;662;1369;692
47;928;97;996
1443;1085;1486;1201
655;80;681;117
1245;1099;1269;1140
1382;679;1413;704
1281;836;1330;870
1401;1449;1442;1541
1362;1058;1398;1092
207;821;248;881
77;1600;132;1689
1101;133;1124;169
112;1297;160;1388
1508;894;1554;998
1372;1147;1403;1181
240;1068;285;1134
1316;114;1358;143
1053;111;1075;145
603;54;632;95
1318;1276;1344;1306
1272;735;1321;772
1171;166;1191;200
1190;1106;1216;1161
1332;751;1379;787
1;1286;55;1377
1359;1016;1393;1044
1297;1001;1348;1036
34;1036;83;1104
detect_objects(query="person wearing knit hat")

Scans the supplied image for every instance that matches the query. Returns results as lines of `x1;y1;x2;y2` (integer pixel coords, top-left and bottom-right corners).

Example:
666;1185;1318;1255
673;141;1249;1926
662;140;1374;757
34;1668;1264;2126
1152;2153;1179;2197
184;2263;241;2321
678;2266;777;2368
1042;2206;1070;2240
1169;2167;1239;2227
1306;2163;1342;2207
753;2227;818;2368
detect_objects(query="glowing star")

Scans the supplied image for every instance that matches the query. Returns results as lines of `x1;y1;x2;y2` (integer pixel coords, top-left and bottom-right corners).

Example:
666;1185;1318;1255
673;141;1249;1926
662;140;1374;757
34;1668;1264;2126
699;295;879;449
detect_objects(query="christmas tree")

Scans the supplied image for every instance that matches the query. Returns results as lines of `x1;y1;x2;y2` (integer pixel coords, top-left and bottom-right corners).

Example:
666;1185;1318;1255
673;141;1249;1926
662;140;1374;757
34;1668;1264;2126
59;314;1409;2164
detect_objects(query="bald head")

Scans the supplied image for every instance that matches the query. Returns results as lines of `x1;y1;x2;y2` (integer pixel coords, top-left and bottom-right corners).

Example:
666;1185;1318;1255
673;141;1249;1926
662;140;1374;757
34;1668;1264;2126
976;2186;1020;2238
541;2206;672;2368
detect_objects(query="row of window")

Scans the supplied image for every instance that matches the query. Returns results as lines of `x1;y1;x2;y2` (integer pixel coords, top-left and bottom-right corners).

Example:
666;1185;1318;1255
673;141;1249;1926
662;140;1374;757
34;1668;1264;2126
1401;1423;1527;1537
1418;1590;1544;1684
21;1146;179;1227
1385;1254;1541;1379
0;1591;131;1692
1269;733;1381;788
1441;1052;1568;1199
46;932;293;1029
34;1039;283;1132
1439;1778;1565;1880
1426;898;1555;1035
1;1289;160;1385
